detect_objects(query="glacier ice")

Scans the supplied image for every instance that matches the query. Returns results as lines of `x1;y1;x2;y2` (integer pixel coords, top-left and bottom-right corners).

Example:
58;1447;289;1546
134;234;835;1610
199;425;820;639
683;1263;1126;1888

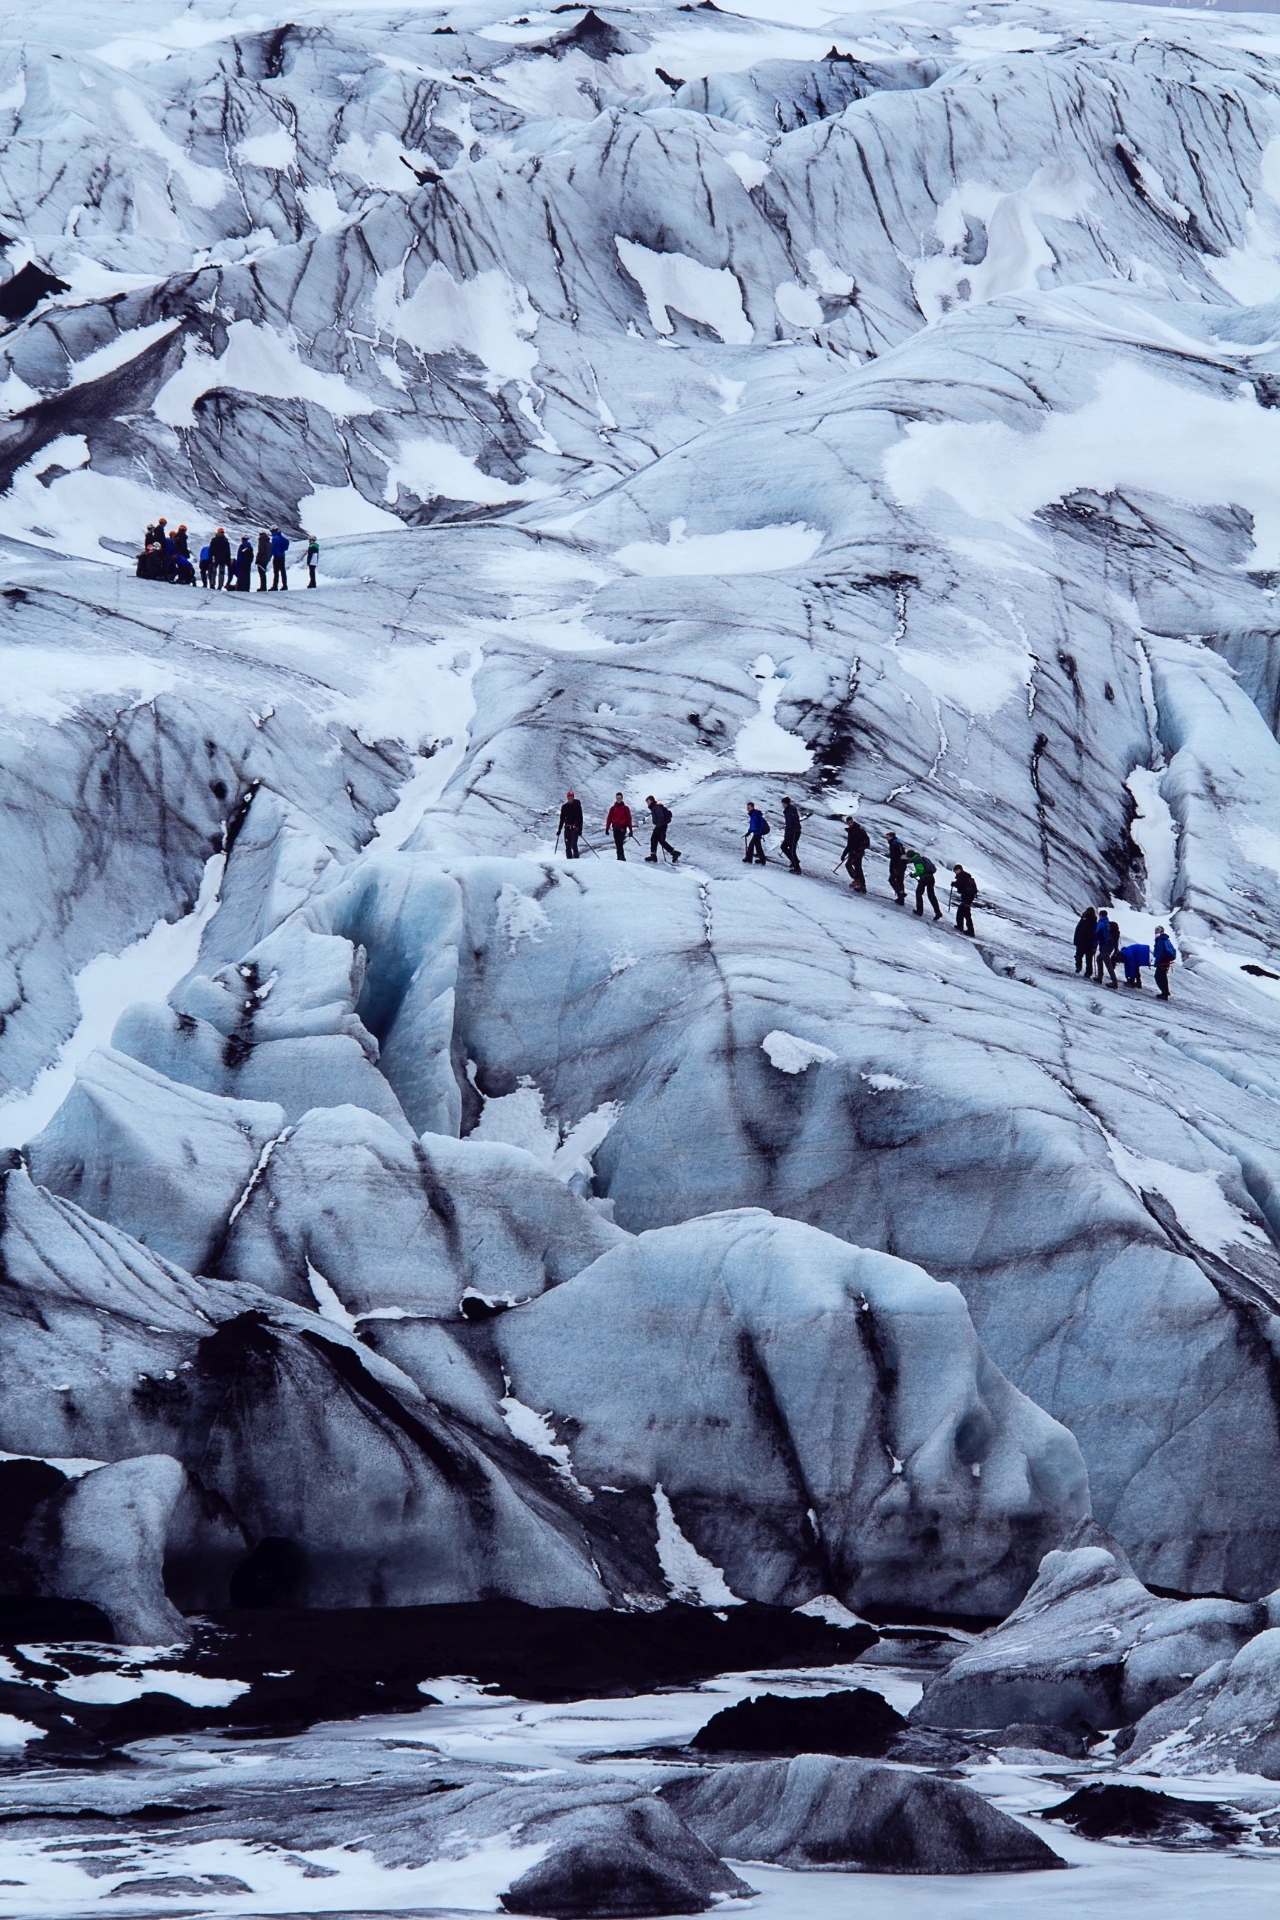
3;0;1280;1811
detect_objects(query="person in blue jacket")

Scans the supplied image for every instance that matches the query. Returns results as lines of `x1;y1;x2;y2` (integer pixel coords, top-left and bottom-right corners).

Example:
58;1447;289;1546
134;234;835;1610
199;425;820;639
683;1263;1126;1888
1153;925;1177;1000
744;802;769;865
269;526;289;590
1120;938;1151;988
1094;911;1119;986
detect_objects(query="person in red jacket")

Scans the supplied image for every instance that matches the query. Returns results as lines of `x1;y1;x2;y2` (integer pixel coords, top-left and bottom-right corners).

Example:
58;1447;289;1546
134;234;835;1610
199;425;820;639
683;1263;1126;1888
605;792;632;860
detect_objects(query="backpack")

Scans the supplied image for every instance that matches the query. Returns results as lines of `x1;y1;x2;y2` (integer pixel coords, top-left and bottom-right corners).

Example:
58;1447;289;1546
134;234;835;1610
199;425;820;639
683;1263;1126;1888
653;805;671;830
758;816;771;835
917;856;935;880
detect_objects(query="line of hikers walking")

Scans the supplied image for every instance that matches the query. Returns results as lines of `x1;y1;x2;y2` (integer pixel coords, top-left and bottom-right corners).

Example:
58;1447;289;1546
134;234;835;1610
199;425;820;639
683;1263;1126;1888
1074;906;1178;998
555;789;980;936
135;517;319;590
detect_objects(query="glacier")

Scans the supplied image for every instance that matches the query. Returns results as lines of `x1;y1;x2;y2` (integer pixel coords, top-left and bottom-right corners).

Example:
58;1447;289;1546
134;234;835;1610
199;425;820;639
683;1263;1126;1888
6;0;1280;1909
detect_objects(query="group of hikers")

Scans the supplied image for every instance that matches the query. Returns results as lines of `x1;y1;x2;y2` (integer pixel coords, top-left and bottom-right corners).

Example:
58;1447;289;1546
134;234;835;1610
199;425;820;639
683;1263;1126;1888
556;788;1183;996
1074;906;1178;999
134;517;319;590
555;790;981;937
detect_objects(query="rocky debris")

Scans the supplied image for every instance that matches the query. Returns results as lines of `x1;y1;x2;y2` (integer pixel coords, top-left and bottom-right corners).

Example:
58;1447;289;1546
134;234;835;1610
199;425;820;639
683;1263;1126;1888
499;1796;749;1916
992;1722;1089;1759
1124;1626;1280;1778
1042;1782;1249;1849
659;1753;1065;1872
0;1602;876;1766
689;1688;905;1758
0;1748;748;1914
912;1522;1262;1732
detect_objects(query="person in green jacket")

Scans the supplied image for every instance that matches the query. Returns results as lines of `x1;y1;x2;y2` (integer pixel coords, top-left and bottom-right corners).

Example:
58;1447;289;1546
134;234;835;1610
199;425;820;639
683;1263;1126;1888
305;534;319;588
908;849;942;920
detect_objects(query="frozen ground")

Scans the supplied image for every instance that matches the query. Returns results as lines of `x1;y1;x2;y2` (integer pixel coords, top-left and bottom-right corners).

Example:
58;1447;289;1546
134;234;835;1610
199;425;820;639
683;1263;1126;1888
6;0;1280;1906
3;1655;1280;1916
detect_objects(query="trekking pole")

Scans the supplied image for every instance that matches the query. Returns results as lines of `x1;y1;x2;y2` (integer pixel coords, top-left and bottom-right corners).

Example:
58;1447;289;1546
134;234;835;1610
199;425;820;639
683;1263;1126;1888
947;884;954;912
554;826;562;854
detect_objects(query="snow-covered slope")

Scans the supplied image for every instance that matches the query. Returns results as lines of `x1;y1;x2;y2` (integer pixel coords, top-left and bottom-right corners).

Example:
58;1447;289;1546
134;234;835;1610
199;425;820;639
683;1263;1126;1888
5;0;1280;1636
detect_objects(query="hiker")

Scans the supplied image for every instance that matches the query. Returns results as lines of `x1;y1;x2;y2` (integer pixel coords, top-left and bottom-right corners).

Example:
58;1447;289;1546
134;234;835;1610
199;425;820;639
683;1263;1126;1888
269;526;289;589
1153;925;1177;1000
135;542;165;580
952;863;977;936
255;530;271;592
885;831;907;904
605;792;632;860
840;816;870;891
306;533;319;587
172;524;190;560
744;801;769;866
780;796;802;874
198;539;211;588
174;550;195;586
1094;911;1120;987
209;526;231;590
644;796;680;864
233;536;253;591
1073;906;1098;974
909;848;942;920
558;791;583;859
1121;937;1151;988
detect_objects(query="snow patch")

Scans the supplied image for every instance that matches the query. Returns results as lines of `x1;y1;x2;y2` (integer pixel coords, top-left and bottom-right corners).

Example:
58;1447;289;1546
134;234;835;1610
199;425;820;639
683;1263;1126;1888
154;321;375;428
237;125;296;170
307;1261;357;1333
885;362;1280;570
616;237;753;345
373;259;539;391
113;87;228;207
735;653;814;772
295;484;400;537
0;851;224;1148
53;1670;249;1707
499;1394;593;1499
914;167;1092;323
617;520;821;578
385;436;550;508
653;1484;742;1606
1107;1137;1271;1258
762;1030;837;1074
66;319;179;389
496;883;551;951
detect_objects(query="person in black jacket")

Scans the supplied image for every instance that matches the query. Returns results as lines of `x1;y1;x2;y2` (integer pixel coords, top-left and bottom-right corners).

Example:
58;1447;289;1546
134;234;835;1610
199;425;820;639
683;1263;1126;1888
1073;906;1098;974
558;791;583;859
952;863;978;935
208;527;231;590
839;817;870;891
780;796;802;874
885;831;907;904
255;530;271;592
233;536;253;590
644;796;680;864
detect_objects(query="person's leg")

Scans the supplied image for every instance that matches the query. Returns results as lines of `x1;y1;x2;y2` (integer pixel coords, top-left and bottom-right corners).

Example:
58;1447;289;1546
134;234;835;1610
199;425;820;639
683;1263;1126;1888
1155;963;1170;999
613;826;626;860
256;565;266;592
755;834;767;864
928;882;941;920
308;564;316;588
565;827;579;859
647;829;660;862
914;879;925;916
961;903;974;935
